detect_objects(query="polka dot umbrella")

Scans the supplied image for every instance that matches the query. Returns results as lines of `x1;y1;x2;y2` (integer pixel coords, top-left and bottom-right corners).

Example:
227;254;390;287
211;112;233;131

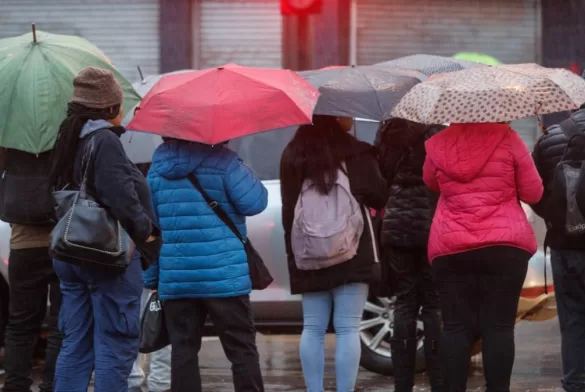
391;63;585;125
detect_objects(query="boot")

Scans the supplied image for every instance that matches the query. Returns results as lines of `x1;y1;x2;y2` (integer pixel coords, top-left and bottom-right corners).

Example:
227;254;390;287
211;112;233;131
390;338;418;392
424;338;445;392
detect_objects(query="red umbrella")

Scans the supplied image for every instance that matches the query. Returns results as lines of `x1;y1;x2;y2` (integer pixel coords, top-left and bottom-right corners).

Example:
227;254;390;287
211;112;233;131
127;63;319;144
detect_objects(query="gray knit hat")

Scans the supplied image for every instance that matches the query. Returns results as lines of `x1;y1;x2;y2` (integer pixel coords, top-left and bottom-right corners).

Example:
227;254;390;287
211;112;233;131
71;66;123;109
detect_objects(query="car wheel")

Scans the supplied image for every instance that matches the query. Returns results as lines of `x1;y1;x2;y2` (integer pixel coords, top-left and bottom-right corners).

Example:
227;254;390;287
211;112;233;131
359;297;425;375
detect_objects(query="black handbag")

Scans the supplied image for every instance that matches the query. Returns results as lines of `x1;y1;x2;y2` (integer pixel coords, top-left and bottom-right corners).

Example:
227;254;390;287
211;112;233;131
49;138;135;272
186;173;274;290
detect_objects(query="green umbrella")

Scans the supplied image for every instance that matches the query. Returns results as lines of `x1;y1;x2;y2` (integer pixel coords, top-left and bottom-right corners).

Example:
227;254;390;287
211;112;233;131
452;52;503;66
0;29;140;153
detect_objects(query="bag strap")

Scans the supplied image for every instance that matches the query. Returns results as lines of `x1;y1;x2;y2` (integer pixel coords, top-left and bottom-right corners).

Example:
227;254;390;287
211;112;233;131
78;136;97;199
186;173;245;244
560;117;581;140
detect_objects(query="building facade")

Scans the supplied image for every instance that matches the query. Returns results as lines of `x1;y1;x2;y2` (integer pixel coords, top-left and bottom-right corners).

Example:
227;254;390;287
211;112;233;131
1;0;562;147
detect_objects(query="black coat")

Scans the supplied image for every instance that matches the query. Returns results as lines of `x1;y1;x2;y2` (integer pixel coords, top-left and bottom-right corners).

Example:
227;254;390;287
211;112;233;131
73;126;159;246
280;134;388;294
376;123;441;249
532;110;585;250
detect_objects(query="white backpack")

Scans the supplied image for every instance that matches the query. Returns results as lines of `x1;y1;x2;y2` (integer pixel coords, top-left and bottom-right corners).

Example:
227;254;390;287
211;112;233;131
291;164;364;270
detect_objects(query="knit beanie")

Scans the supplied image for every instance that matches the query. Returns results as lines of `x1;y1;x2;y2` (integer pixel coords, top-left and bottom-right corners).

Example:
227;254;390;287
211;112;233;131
71;66;123;109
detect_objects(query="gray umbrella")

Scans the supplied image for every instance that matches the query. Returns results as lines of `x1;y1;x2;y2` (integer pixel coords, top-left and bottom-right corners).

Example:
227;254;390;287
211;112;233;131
121;70;191;163
299;66;426;121
375;54;486;77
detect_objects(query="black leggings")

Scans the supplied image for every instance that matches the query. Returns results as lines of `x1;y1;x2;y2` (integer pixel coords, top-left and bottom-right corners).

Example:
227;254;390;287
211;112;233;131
433;246;530;392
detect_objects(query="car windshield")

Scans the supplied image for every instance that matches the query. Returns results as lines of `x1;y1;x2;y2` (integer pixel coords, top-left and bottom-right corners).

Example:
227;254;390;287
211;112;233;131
228;119;380;181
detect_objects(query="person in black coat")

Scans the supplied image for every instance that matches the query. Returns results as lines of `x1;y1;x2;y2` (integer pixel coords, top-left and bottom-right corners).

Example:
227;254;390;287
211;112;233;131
375;118;444;392
280;115;388;391
531;107;585;392
48;66;161;391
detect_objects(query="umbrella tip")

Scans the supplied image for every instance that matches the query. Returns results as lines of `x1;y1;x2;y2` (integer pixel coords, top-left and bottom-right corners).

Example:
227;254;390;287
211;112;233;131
137;66;145;83
218;67;224;70
32;23;37;43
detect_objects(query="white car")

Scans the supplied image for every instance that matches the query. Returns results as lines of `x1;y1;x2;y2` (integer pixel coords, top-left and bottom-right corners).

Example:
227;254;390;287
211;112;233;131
0;120;556;375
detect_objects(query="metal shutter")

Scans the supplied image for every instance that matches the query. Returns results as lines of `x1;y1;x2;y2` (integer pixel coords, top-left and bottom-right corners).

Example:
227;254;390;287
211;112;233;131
0;0;160;82
355;0;540;66
355;0;541;148
197;0;282;69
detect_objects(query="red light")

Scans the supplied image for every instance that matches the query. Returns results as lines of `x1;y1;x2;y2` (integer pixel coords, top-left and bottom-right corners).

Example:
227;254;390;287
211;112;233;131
3;260;7;265
281;0;322;15
521;285;554;298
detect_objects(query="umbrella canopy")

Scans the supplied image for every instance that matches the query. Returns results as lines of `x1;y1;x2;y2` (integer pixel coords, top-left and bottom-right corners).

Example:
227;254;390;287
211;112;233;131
127;63;319;144
120;71;191;164
375;54;486;76
392;63;585;125
299;65;426;121
0;30;140;154
452;52;502;65
132;69;192;98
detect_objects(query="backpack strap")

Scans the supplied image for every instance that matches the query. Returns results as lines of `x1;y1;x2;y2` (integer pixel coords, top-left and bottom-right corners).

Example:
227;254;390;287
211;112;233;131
560;116;581;140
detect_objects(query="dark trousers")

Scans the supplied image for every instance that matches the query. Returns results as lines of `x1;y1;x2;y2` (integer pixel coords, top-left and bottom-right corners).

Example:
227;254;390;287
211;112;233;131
551;249;585;392
164;295;264;392
0;274;9;349
2;247;62;392
433;246;529;392
389;247;443;392
52;254;143;392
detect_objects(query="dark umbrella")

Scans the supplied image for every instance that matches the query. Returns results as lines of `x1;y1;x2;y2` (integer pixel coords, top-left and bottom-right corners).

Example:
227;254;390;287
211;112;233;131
375;54;485;77
299;65;426;121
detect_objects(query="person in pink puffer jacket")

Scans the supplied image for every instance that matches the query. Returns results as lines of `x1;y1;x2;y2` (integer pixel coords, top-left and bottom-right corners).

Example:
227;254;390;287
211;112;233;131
423;122;543;392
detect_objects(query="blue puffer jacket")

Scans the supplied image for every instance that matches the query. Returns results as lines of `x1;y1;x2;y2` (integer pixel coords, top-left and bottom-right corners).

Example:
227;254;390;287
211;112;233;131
144;140;268;300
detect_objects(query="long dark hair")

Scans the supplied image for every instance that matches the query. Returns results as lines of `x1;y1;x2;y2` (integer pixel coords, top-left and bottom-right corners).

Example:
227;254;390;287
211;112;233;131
280;115;353;195
49;102;120;189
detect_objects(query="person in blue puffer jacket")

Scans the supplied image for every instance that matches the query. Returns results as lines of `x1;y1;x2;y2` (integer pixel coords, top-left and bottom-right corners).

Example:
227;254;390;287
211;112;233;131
145;138;268;392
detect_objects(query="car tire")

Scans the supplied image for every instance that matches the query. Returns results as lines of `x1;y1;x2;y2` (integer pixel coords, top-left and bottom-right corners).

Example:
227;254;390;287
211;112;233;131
360;337;426;376
359;297;484;376
359;297;426;376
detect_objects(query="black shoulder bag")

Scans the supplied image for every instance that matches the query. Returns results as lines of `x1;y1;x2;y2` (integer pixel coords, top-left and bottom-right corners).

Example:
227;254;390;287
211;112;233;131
186;173;273;290
50;136;135;271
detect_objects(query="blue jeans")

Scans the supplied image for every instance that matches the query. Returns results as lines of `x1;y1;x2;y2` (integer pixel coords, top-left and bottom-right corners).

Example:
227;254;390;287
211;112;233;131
300;283;368;392
52;253;143;392
551;249;585;392
128;290;171;392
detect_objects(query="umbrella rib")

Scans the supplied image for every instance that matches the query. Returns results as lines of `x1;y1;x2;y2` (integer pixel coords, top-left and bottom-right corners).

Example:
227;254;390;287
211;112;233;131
3;43;38;151
355;68;385;120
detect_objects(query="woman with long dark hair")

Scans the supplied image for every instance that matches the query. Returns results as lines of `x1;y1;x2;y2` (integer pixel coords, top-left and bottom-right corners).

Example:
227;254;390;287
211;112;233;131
49;66;159;391
280;115;388;391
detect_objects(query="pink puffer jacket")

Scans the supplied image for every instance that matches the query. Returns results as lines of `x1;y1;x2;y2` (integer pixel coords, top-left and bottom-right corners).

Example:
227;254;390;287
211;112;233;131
423;123;544;262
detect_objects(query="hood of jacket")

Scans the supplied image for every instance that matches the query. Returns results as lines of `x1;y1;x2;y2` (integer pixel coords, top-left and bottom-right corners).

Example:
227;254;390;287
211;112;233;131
79;119;125;139
150;140;219;180
425;123;510;183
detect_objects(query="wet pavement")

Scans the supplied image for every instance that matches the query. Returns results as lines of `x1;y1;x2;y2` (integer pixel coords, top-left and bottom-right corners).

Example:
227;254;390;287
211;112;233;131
1;318;565;391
